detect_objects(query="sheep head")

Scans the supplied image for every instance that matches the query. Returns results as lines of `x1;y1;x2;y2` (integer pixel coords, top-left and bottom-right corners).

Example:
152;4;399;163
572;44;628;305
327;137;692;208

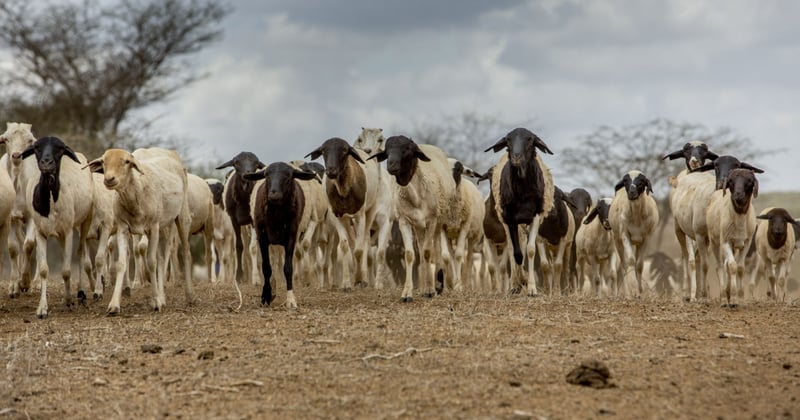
0;122;36;165
485;128;552;178
84;149;143;190
692;155;763;190
354;127;385;154
305;137;364;181
243;162;316;204
614;170;653;201
661;141;718;171
723;168;758;214
216;152;265;178
367;135;430;187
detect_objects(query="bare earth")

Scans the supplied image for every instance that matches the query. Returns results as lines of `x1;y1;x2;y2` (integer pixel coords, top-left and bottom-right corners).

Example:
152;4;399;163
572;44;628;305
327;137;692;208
1;278;799;419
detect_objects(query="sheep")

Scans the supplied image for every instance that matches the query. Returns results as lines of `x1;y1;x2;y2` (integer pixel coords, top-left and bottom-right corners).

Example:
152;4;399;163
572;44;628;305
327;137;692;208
215;152;265;284
352;127;396;289
535;186;576;296
475;167;509;292
443;158;485;291
86;172;117;300
608;170;660;297
17;136;94;318
306;137;382;290
575;198;615;295
705;168;759;307
0;122;38;297
242;162;318;308
484;127;554;296
673;154;764;300
368;136;457;302
748;207;797;302
85;147;195;314
206;178;236;284
0;161;14;292
185;173;215;282
564;188;592;291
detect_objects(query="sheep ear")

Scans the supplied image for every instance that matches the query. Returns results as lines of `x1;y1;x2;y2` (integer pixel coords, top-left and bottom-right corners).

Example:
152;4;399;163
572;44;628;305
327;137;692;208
584;207;599;225
242;169;265;181
128;157;143;174
661;150;685;161
753;178;759;198
484;137;507;153
305;146;323;161
756;214;770;220
533;136;554;155
740;162;764;174
83;158;104;174
692;162;715;173
706;151;719;161
367;151;388;162
63;146;80;163
348;147;365;164
18;144;36;160
614;179;625;192
216;159;234;170
645;178;654;195
414;150;431;162
293;169;317;181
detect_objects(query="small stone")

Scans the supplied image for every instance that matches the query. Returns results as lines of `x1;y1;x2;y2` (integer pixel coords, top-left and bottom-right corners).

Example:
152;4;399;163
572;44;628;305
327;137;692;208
141;344;163;354
198;350;214;360
93;377;108;386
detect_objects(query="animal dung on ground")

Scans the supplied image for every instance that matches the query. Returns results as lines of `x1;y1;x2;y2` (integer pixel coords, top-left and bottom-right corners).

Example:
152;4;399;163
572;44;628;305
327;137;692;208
141;344;163;354
566;360;615;389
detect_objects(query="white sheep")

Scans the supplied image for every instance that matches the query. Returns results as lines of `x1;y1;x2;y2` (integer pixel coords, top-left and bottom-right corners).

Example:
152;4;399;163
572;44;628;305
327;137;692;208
206;178;236;284
0;122;38;297
748;207;796;302
86;172;117;300
0;157;16;296
368;136;457;302
18;136;94;318
85;147;195;314
575;198;616;296
705;168;759;307
443;158;485;291
608;170;660;297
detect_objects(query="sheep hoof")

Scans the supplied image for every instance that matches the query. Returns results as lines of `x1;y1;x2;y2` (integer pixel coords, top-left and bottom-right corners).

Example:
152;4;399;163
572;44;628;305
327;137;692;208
93;292;103;300
9;292;19;299
422;292;435;299
341;287;353;293
20;286;29;293
36;312;48;320
683;296;691;303
106;307;120;316
77;290;87;303
122;287;131;298
402;297;413;303
510;287;522;295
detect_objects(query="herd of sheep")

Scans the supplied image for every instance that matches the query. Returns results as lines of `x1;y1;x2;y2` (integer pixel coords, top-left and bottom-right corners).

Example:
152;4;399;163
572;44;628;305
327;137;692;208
0;122;795;318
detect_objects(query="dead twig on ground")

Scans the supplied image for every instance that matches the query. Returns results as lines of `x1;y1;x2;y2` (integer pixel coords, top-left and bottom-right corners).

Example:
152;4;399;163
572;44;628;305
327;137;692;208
361;347;433;365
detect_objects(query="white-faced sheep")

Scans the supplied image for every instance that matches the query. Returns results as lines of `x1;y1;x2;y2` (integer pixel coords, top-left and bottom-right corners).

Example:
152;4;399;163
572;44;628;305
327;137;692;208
484;128;555;296
306;137;382;290
85;148;195;314
575;198;615;295
608;170;660;297
0;122;38;297
368;136;457;302
243;162;319;308
18;136;94;318
705;168;759;307
749;207;797;302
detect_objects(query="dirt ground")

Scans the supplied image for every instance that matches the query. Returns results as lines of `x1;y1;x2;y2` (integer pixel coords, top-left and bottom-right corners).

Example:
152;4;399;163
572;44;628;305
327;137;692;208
0;275;799;420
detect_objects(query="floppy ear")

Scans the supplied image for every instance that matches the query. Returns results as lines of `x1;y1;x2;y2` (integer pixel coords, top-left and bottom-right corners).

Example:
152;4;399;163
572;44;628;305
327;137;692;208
706;151;719;161
293;169;317;181
83;158;105;174
533;136;554;155
18;144;36;160
348;147;365;164
305;146;323;161
739;162;764;174
614;179;625;192
367;151;388;162
484;137;507;153
216;158;234;170
476;170;492;184
414;149;431;162
753;177;759;198
63;146;80;163
256;160;266;169
645;178;654;195
661;150;685;161
691;162;715;173
756;214;771;221
584;207;599;225
242;169;266;181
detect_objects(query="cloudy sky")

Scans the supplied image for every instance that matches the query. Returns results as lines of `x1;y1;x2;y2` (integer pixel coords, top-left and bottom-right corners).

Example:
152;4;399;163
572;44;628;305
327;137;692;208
141;0;799;192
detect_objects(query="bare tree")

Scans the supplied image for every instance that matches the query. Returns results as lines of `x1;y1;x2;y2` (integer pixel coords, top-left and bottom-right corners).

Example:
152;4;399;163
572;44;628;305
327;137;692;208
0;0;230;157
409;111;537;174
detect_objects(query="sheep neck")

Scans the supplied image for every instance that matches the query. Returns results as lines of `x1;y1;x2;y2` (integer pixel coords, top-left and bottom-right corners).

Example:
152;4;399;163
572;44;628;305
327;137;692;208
326;158;366;217
767;222;788;250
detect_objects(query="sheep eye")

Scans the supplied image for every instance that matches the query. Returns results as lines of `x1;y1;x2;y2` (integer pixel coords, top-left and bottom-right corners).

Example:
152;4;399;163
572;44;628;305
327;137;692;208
377;138;383;143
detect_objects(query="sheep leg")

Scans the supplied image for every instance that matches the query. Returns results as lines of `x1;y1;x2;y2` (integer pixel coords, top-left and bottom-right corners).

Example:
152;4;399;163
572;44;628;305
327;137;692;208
398;220;416;302
683;235;698;301
59;232;75;308
330;217;355;291
767;263;778;301
93;226;111;299
77;219;92;303
721;243;736;307
257;231;274;305
108;227;131;314
284;237;298;309
777;261;788;302
537;241;552;296
353;213;370;288
7;220;21;298
247;227;262;287
34;232;49;318
148;228;165;311
420;227;437;298
526;217;542;297
373;219;391;290
176;213;196;306
300;219;320;288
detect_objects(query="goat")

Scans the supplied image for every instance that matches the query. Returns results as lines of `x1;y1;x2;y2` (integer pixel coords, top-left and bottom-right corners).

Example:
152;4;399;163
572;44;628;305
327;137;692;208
484;127;554;296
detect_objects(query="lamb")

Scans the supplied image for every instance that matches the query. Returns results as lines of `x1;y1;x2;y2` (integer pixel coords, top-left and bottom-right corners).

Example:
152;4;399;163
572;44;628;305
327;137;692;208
242;162;318;308
216;152;265;283
575;198;615;295
705;168;759;307
608;170;660;297
206;178;236;284
368;136;457;302
305;137;382;289
0;122;38;297
484;128;555;296
85;147;195;314
536;186;576;295
18;136;94;318
748;207;797;302
443;158;485;291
